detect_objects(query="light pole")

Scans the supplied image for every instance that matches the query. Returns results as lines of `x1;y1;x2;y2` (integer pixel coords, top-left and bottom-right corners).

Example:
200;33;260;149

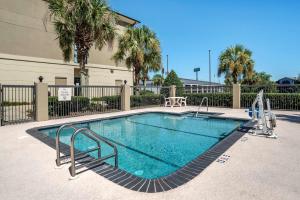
209;50;211;84
166;54;169;75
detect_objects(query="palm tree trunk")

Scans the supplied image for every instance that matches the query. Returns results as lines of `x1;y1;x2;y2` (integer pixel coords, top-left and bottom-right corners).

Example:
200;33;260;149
134;68;141;89
80;60;88;86
233;74;238;84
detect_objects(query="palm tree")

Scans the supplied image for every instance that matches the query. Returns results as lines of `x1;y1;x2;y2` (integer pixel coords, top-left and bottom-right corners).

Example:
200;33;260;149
113;25;162;87
45;0;116;85
242;71;273;85
218;45;254;84
152;74;164;90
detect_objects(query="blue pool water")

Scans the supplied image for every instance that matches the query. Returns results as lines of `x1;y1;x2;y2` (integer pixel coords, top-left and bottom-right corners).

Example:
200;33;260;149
40;112;242;179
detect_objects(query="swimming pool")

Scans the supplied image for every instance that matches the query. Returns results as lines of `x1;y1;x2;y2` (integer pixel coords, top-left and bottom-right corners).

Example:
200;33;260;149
38;112;244;179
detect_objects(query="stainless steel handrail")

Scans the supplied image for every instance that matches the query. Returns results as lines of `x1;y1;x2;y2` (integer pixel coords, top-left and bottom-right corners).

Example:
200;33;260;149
56;124;77;166
69;128;118;177
195;97;208;117
56;124;101;167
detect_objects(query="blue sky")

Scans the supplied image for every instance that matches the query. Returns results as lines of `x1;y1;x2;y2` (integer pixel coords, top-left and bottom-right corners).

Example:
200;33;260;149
110;0;300;82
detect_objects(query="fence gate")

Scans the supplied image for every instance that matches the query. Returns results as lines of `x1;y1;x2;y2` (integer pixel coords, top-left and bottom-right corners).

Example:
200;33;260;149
0;84;36;126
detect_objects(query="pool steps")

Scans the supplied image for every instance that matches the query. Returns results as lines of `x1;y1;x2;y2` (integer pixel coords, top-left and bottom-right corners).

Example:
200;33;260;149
55;124;118;177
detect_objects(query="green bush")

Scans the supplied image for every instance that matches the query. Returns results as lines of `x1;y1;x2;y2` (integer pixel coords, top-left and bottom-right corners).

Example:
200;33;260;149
91;95;121;109
2;101;32;106
241;85;300;93
131;94;163;108
139;90;154;95
48;96;90;116
185;93;233;107
185;93;300;110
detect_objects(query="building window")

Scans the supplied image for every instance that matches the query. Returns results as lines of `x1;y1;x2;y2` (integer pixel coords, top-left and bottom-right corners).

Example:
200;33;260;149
55;77;67;85
115;80;123;86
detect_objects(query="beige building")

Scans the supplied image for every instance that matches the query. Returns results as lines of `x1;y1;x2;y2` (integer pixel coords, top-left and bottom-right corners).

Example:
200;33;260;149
0;0;139;86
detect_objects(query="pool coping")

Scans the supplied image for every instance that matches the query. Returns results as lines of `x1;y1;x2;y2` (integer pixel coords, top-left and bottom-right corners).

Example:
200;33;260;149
26;111;253;193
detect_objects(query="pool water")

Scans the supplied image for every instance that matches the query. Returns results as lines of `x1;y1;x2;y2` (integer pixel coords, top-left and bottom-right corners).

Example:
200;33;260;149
41;112;242;179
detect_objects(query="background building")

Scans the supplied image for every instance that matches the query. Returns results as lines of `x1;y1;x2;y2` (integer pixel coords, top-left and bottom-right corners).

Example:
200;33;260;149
180;78;222;87
276;77;299;85
0;0;139;86
139;78;222;94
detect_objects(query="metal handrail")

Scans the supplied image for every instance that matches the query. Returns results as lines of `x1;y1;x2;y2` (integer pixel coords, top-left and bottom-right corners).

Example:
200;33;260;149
195;97;208;117
56;124;78;166
69;128;118;177
56;124;101;167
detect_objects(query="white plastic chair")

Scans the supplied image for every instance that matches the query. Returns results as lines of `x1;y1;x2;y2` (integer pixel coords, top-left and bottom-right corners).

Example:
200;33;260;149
181;97;187;107
164;97;171;107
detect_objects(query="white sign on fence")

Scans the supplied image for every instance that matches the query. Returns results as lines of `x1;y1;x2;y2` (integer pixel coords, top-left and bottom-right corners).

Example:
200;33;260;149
58;88;72;101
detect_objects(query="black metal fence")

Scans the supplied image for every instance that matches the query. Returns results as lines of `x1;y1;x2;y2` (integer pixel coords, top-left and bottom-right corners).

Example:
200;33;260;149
48;85;121;119
1;83;298;126
0;84;36;125
182;85;233;108
241;84;300;110
241;84;300;93
130;86;165;109
130;85;234;108
138;84;162;94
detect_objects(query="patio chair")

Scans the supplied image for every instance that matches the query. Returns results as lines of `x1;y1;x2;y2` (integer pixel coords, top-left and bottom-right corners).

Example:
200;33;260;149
181;97;187;107
164;97;171;107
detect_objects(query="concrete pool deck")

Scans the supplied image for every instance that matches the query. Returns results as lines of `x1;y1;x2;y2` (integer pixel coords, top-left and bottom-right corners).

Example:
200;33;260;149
0;107;299;200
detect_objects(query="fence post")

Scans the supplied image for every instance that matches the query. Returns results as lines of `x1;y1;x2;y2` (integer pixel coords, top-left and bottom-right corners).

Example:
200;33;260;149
169;85;176;97
0;84;3;126
232;84;241;109
35;83;48;121
121;84;130;111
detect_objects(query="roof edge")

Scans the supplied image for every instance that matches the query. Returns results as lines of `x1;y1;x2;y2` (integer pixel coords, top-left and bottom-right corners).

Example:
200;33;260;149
112;10;141;25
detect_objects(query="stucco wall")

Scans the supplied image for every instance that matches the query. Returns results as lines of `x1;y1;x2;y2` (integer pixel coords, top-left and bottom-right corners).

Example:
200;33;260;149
0;0;64;61
0;0;134;86
0;53;133;86
0;54;74;85
0;0;130;68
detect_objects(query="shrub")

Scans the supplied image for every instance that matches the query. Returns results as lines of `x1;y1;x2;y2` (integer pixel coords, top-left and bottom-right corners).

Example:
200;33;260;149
185;93;233;107
131;94;163;108
91;95;121;109
139;90;154;95
48;96;90;116
241;93;300;110
185;93;300;110
2;101;32;106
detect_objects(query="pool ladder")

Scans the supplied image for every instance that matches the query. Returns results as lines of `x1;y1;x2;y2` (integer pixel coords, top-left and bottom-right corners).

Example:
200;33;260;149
56;124;118;177
195;97;208;117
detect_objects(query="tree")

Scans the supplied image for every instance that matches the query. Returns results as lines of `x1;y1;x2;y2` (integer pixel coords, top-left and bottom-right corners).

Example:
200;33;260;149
162;70;184;96
218;44;254;84
152;74;164;90
113;25;162;86
242;71;273;85
141;69;150;90
45;0;116;85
